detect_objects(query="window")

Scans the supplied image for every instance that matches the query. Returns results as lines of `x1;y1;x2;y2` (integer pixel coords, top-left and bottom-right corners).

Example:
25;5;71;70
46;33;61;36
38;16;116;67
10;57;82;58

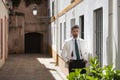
4;16;7;59
60;23;62;50
94;8;103;66
79;15;84;39
1;19;3;59
0;19;2;59
71;18;75;28
64;22;66;40
52;1;54;16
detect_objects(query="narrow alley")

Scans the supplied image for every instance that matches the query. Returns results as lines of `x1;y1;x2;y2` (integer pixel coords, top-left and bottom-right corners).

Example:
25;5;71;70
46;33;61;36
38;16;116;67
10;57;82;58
1;0;120;80
0;53;66;80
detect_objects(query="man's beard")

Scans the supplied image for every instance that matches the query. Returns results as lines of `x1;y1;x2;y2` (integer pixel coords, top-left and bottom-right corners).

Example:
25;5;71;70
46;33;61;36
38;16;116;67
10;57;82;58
73;35;78;38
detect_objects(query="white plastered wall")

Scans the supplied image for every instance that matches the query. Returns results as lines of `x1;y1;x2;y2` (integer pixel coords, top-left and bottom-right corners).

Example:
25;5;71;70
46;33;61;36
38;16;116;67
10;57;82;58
0;1;8;68
50;0;120;68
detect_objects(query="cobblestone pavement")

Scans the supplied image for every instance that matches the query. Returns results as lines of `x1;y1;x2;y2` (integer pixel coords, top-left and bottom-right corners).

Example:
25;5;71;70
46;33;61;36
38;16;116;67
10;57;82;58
0;54;66;80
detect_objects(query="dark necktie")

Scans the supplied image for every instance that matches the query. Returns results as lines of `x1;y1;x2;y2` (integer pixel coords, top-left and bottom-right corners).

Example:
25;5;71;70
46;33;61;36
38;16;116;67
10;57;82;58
75;39;80;60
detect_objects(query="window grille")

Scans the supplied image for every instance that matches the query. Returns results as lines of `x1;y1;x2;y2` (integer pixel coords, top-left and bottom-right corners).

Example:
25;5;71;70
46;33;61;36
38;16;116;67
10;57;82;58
64;22;66;40
79;15;84;39
60;23;62;50
94;8;103;66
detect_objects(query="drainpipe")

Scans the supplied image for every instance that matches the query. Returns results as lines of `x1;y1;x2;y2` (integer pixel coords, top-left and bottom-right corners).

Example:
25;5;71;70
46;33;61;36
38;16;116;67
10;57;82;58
115;0;120;69
108;0;119;69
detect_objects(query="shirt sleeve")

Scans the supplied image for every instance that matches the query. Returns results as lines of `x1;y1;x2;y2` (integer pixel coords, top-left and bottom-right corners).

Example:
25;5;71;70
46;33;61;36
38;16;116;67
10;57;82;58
61;41;69;62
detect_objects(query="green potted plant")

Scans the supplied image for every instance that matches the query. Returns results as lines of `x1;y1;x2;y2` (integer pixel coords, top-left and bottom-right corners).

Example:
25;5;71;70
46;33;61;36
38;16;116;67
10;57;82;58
67;57;120;80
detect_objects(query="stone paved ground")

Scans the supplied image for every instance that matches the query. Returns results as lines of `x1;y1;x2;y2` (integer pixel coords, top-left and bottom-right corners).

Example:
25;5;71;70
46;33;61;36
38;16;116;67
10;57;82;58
0;54;66;80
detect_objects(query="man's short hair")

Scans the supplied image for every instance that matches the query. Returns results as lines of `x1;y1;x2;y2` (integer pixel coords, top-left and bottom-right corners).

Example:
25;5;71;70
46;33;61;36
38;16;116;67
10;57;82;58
71;25;80;31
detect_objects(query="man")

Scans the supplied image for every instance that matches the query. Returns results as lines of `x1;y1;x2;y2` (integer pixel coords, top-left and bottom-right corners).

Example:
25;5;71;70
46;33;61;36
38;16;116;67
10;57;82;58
61;25;88;73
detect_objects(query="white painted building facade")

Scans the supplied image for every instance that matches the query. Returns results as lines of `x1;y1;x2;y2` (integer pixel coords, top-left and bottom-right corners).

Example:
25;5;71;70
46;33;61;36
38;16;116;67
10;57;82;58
49;0;120;74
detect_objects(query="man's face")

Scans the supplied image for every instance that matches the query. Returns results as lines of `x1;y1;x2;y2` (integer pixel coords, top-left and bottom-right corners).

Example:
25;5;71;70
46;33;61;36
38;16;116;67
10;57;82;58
71;28;80;38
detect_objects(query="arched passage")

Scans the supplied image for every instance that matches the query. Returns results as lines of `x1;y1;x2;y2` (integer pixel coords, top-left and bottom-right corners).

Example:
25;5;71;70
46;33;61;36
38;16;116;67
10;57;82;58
25;32;43;53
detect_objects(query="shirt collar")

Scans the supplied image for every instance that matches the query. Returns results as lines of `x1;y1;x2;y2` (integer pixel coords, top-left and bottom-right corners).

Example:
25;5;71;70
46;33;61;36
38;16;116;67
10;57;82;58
72;37;79;40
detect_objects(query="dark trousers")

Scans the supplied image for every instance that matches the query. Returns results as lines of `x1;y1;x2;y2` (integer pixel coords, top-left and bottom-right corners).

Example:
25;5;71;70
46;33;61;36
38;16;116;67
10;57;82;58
69;59;86;73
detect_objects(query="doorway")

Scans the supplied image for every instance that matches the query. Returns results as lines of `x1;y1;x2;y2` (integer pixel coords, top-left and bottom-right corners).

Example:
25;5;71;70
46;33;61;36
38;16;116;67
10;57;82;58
25;32;43;53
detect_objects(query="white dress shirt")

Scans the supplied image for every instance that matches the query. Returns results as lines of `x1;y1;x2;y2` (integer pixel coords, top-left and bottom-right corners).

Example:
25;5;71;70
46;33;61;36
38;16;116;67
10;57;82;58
61;37;88;62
